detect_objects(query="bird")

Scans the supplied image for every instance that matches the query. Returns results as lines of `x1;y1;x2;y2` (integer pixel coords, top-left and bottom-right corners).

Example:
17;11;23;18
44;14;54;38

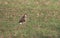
19;13;27;24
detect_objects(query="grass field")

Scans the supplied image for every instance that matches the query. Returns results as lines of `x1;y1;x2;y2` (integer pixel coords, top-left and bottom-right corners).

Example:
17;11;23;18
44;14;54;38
0;0;60;38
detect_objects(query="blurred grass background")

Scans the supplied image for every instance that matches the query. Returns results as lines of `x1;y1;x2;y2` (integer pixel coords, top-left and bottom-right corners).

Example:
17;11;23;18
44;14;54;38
0;0;60;38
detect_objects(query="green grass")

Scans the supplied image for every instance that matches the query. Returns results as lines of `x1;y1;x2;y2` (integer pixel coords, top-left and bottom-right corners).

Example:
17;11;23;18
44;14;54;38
0;0;60;38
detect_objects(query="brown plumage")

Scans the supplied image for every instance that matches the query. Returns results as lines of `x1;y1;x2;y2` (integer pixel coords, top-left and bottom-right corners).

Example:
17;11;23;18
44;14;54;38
19;14;27;24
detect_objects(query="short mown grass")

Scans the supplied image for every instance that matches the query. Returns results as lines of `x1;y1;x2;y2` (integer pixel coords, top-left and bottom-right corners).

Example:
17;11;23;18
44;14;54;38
0;0;60;38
